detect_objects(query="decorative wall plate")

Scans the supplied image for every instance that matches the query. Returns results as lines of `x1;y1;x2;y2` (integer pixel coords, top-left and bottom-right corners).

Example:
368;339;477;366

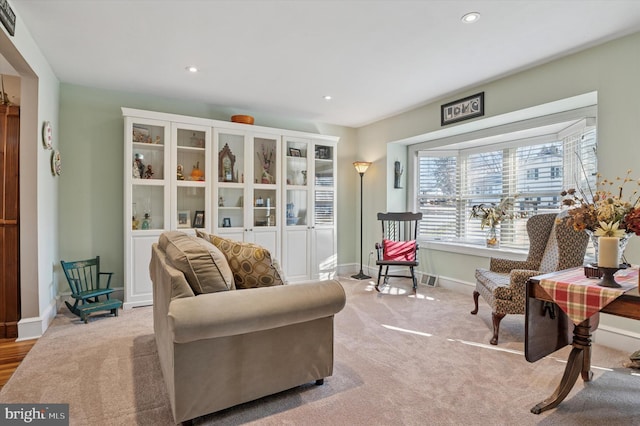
50;150;62;176
42;121;53;149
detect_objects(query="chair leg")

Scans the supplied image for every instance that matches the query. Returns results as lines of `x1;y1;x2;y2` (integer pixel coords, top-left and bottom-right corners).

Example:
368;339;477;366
375;266;383;291
65;300;81;318
470;290;480;315
490;312;506;345
410;266;417;291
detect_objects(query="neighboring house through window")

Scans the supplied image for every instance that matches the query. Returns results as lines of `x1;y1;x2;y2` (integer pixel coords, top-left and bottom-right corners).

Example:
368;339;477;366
409;106;597;251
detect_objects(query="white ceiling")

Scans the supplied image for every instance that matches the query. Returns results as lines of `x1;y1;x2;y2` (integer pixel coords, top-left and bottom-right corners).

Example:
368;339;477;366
10;0;640;128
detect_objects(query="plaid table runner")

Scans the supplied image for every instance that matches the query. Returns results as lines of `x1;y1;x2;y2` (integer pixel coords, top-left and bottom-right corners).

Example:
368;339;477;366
539;267;638;325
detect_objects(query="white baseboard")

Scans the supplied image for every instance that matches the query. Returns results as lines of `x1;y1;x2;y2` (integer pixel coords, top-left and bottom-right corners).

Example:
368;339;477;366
593;325;640;353
432;274;475;294
17;298;58;341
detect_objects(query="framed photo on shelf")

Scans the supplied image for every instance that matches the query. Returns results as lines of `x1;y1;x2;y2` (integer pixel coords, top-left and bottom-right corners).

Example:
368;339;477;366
177;210;191;228
288;147;301;157
193;210;205;228
315;146;330;159
222;217;231;228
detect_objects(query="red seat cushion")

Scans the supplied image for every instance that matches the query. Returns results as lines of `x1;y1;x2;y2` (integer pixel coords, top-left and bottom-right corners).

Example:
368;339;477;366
383;239;416;261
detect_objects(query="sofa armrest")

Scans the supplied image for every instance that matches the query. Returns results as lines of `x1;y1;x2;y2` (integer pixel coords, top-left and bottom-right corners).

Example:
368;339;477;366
168;280;346;344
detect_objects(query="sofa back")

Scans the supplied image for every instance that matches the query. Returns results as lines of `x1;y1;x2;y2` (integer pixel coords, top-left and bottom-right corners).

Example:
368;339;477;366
150;243;195;301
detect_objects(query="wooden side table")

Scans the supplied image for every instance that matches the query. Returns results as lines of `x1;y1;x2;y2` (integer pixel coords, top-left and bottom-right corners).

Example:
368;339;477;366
525;268;640;414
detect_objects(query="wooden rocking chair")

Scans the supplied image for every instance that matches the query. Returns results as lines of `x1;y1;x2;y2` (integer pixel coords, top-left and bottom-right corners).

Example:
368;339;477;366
60;256;122;323
374;212;423;292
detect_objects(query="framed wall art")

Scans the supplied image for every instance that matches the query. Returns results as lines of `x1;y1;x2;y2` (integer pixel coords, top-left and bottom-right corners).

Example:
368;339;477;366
441;92;484;126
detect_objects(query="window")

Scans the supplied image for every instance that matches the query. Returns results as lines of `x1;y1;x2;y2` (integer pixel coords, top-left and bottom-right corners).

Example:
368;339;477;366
415;124;596;250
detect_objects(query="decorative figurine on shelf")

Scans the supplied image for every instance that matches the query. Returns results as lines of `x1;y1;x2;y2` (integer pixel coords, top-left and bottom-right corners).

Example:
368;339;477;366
257;144;274;184
144;165;154;179
141;213;151;230
133;153;144;179
154;135;161;144
219;196;224;207
191;161;204;181
301;170;307;185
132;203;139;230
177;164;185;180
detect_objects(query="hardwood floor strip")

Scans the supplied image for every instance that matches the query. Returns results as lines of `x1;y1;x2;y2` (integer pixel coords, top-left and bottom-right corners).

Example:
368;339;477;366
0;338;37;390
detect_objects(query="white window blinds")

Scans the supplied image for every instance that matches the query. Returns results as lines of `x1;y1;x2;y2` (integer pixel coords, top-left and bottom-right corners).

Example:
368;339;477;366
416;123;596;250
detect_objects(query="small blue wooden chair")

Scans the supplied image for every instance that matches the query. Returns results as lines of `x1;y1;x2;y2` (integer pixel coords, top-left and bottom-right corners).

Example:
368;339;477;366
60;256;122;323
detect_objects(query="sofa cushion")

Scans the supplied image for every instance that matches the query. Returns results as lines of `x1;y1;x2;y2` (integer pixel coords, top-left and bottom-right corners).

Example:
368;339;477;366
159;231;235;294
196;230;285;289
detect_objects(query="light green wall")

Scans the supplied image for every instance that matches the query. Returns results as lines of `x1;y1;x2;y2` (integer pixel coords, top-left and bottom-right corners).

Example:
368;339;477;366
356;31;640;332
58;84;358;291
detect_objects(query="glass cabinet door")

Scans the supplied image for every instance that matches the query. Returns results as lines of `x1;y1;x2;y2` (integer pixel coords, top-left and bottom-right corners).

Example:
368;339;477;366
217;131;245;184
130;121;168;231
174;124;210;230
215;130;247;231
252;135;279;229
314;143;335;226
284;138;311;227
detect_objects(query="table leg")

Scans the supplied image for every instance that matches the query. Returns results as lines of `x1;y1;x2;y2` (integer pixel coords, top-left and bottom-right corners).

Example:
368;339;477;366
531;319;592;414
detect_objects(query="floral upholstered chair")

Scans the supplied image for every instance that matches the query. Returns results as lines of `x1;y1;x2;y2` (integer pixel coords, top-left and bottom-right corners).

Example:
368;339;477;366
471;212;588;345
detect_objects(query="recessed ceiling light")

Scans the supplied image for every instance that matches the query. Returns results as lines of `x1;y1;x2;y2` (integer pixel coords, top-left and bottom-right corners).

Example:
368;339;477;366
185;66;199;73
461;12;480;23
323;95;332;101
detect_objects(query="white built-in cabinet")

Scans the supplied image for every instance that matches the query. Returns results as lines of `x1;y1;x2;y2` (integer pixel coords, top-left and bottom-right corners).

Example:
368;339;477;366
122;108;338;308
281;136;337;281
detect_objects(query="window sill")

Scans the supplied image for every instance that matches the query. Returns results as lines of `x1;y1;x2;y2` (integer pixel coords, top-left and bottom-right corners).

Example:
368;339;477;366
420;239;528;261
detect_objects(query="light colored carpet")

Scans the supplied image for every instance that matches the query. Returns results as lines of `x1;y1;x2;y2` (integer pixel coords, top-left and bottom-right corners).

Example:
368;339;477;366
1;277;639;425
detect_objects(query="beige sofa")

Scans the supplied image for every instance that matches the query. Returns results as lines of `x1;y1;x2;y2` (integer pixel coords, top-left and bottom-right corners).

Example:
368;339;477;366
149;231;346;424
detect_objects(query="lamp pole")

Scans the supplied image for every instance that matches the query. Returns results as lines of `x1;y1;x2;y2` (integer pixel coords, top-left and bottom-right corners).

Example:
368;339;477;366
352;162;371;280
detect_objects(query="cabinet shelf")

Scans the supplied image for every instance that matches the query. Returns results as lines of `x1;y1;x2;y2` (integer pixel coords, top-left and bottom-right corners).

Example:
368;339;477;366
133;141;164;151
177;146;205;153
176;180;206;187
132;179;165;186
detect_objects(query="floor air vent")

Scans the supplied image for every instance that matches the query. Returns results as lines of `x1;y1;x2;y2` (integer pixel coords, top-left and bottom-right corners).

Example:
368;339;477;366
421;274;438;287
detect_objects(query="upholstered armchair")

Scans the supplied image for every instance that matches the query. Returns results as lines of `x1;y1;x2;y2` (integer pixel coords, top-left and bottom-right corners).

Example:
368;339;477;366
471;212;589;345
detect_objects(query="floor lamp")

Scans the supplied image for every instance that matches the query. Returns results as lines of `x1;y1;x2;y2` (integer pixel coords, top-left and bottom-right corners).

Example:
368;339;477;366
352;161;372;280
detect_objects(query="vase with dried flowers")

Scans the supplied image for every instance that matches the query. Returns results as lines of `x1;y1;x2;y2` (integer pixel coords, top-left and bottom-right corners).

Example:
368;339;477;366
470;197;516;248
561;169;640;266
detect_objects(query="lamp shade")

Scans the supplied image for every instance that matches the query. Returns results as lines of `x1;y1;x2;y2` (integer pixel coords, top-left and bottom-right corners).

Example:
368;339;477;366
353;161;371;174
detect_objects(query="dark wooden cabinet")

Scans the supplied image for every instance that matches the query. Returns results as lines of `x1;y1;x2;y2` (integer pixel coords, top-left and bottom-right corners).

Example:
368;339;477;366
0;104;20;338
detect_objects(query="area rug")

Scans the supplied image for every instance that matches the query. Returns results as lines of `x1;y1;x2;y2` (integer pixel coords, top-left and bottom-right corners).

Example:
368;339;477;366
1;278;639;425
